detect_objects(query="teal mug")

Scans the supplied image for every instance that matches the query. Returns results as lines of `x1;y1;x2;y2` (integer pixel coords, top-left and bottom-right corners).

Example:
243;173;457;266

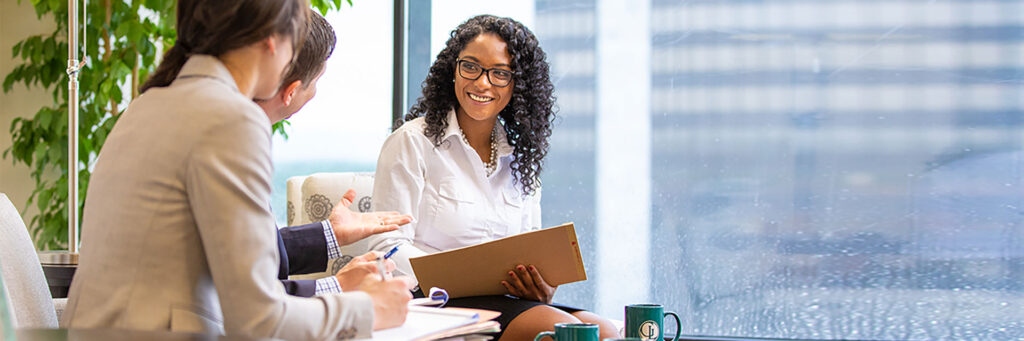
535;323;600;341
625;304;681;340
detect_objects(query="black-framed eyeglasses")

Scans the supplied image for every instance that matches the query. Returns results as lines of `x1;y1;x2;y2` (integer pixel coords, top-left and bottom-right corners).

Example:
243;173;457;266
457;59;513;88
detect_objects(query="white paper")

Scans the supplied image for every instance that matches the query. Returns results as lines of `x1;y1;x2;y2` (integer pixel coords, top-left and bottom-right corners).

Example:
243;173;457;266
357;306;479;341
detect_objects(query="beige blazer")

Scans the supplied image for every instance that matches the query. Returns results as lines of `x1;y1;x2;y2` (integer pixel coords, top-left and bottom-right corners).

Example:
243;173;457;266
63;55;374;340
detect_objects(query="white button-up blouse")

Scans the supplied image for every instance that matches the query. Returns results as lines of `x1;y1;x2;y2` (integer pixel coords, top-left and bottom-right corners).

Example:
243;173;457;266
368;109;542;281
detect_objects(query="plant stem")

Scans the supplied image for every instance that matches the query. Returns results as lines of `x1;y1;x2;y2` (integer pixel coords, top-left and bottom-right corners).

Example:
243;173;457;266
104;0;115;116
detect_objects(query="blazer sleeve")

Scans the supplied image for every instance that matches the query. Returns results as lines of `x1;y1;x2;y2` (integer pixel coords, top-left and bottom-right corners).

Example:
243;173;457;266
185;113;373;339
280;279;317;298
275;227;319;298
279;222;330;275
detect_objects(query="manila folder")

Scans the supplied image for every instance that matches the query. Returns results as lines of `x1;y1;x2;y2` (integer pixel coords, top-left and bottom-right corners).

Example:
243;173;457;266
409;222;587;299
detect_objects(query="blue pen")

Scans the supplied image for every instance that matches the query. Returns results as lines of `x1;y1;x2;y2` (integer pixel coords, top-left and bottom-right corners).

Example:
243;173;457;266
383;245;400;260
377;245;400;281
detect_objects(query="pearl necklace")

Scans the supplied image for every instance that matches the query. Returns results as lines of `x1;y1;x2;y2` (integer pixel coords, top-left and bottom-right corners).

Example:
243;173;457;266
460;125;498;177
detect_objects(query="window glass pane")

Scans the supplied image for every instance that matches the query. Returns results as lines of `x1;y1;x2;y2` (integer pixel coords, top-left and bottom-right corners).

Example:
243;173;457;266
271;3;394;225
642;1;1024;339
429;0;1024;339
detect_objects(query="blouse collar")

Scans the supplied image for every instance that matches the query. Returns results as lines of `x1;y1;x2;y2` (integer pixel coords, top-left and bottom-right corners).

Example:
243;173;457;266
443;108;515;158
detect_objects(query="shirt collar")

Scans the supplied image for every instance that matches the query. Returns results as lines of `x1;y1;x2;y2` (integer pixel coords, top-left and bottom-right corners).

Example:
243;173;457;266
443;108;515;158
174;55;240;92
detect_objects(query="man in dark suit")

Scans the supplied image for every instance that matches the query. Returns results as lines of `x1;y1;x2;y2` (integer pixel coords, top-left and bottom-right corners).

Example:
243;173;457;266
277;190;407;297
258;12;411;297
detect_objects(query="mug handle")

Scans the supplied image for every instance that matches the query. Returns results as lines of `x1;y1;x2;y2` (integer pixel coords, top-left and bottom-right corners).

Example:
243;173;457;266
664;311;681;341
534;331;556;341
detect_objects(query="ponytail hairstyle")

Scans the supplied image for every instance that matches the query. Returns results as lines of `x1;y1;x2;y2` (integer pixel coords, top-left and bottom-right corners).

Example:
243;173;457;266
140;0;310;93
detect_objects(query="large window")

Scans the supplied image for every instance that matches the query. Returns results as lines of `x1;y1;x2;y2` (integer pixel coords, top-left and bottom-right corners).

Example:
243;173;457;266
422;0;1023;339
270;2;394;224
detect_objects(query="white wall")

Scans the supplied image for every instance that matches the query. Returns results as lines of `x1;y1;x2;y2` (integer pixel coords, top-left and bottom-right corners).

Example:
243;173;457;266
0;1;57;224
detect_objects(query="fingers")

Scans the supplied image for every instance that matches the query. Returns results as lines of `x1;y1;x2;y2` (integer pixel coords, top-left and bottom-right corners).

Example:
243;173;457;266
501;280;520;296
388;215;413;225
373;214;413;225
372;225;401;235
361;262;379;274
397;276;417;290
527;265;547;288
515;265;536;290
507;269;529;295
340;189;357;208
369;212;414;224
356;251;381;262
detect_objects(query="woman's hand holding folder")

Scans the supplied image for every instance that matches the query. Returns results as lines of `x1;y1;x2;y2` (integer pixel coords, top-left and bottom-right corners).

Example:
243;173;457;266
502;264;557;304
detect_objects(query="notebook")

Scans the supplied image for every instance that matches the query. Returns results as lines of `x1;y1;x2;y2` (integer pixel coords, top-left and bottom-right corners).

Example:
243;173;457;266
366;307;500;341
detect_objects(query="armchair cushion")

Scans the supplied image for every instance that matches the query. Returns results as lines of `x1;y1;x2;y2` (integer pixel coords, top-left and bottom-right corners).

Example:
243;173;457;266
285;172;375;280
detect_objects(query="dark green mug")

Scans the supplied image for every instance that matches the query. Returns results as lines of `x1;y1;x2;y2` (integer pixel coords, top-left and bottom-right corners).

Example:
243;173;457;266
625;304;681;340
535;323;600;341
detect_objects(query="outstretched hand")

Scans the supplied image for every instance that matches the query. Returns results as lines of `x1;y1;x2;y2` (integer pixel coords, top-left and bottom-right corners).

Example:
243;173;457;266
502;264;557;304
329;189;413;246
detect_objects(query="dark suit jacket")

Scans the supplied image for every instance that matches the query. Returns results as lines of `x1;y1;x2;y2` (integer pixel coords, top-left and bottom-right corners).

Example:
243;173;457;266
277;222;330;297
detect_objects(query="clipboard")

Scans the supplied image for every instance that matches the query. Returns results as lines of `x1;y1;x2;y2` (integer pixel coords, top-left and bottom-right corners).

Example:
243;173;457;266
409;222;587;299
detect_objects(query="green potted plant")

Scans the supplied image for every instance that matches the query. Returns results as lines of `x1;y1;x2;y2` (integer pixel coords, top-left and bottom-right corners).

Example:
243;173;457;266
4;0;349;251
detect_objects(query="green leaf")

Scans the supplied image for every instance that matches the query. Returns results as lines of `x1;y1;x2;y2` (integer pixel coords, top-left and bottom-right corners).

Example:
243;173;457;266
37;188;53;212
128;21;145;46
37;108;53;128
43;37;55;60
2;69;18;92
47;0;61;14
81;138;93;160
12;41;23;58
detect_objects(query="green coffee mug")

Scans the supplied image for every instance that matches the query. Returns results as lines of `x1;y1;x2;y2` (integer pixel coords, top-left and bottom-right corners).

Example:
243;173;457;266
625;304;681;340
535;323;600;341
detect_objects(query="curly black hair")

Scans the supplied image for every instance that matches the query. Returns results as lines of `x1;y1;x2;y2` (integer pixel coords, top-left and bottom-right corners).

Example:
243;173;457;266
398;14;555;196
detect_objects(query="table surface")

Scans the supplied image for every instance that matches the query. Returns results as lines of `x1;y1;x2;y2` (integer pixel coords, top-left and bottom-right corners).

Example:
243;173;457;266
16;328;279;341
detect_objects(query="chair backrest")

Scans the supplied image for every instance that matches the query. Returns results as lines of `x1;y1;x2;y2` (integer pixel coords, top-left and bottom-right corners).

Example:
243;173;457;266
285;172;375;279
0;258;17;338
0;194;58;328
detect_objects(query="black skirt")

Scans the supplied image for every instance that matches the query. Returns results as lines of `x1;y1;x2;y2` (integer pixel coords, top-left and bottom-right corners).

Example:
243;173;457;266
415;290;583;338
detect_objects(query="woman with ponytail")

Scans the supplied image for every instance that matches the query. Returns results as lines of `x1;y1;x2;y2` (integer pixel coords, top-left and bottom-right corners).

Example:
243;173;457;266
63;1;410;339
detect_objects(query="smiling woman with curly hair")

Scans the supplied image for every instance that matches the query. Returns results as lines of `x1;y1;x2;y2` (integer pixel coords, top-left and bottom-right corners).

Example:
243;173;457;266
398;15;554;197
368;14;619;340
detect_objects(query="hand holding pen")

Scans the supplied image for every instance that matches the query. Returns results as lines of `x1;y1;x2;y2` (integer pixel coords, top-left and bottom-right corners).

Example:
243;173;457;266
377;245;400;281
333;250;397;291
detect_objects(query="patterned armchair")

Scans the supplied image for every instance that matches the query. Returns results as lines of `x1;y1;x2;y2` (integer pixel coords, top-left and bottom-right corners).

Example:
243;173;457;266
285;172;375;280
